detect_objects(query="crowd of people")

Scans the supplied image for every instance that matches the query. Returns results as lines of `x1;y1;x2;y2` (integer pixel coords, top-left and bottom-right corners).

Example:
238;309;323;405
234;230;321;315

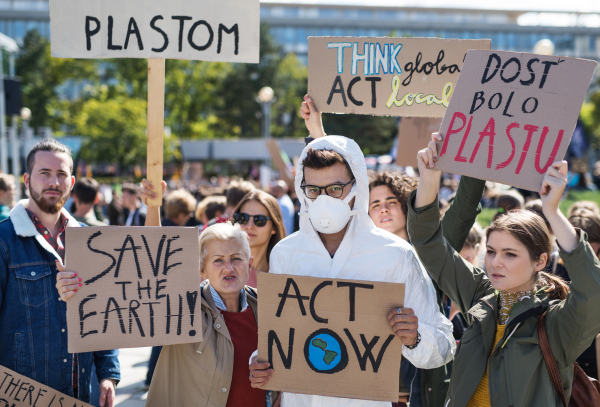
1;95;600;407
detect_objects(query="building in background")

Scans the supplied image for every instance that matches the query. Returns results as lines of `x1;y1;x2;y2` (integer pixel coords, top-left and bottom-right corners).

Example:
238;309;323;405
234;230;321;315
1;1;599;63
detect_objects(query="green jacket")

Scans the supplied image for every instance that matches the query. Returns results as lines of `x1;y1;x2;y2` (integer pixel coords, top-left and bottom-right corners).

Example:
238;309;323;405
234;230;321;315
406;176;486;407
407;190;600;407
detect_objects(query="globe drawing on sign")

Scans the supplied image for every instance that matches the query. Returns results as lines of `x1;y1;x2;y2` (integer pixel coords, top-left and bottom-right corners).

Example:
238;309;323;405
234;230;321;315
304;329;349;374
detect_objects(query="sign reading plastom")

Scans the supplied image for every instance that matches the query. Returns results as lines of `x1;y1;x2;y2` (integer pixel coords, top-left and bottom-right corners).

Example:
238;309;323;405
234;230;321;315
308;37;491;117
49;0;260;62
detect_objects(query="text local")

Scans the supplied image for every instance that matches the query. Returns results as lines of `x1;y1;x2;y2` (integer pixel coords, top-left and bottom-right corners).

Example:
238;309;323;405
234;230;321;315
77;231;199;339
440;53;565;174
268;278;395;374
84;15;240;54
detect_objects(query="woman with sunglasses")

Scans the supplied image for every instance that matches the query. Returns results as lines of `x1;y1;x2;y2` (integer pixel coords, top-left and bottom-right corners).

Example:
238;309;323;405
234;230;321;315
232;190;286;287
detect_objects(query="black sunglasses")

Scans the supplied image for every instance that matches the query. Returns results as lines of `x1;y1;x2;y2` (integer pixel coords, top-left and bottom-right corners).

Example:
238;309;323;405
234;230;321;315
233;212;272;227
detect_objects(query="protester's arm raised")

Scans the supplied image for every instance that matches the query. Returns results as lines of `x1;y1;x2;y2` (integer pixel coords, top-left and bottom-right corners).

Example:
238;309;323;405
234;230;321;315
541;162;600;369
299;94;326;139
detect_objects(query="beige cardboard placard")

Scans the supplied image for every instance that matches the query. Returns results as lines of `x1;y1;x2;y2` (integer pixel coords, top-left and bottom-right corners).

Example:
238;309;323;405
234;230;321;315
308;37;491;118
434;50;597;191
65;227;201;353
257;273;404;402
395;117;442;167
0;365;93;407
49;0;260;63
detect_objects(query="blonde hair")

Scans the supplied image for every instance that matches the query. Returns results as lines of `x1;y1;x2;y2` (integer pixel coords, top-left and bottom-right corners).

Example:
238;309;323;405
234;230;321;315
199;223;251;271
165;189;197;220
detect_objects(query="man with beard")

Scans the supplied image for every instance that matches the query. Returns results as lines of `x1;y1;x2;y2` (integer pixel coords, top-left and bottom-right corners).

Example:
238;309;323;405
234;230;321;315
0;139;120;405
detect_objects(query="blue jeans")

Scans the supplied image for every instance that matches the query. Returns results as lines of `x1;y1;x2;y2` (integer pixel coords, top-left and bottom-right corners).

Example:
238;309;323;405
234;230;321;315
401;358;422;407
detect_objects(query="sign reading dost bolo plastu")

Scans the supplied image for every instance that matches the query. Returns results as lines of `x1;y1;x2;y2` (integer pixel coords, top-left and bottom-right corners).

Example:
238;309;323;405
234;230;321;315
434;50;597;191
49;0;259;63
308;37;491;118
257;273;404;402
65;227;201;353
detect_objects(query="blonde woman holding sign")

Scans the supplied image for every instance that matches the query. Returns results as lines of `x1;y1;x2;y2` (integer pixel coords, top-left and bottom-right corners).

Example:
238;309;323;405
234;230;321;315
408;134;600;407
140;180;279;407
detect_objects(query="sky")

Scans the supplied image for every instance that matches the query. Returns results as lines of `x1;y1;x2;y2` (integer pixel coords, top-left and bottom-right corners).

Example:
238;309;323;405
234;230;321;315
260;0;600;14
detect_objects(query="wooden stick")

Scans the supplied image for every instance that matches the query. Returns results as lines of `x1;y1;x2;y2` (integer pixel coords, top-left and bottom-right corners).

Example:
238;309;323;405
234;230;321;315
147;58;165;206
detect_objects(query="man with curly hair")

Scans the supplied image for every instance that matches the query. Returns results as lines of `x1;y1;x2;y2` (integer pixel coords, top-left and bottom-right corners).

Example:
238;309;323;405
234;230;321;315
369;171;419;241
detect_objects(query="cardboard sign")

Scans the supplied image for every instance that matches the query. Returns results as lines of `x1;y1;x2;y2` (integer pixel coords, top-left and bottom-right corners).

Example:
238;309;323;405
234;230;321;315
434;51;597;191
395;117;442;167
257;273;404;402
266;139;295;189
0;365;93;407
308;37;491;118
65;227;201;353
49;0;259;63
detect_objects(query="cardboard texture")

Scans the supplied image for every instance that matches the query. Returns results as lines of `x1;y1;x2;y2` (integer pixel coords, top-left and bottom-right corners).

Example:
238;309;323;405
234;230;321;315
257;273;404;402
308;37;491;118
0;365;93;407
395;117;442;167
65;227;201;353
49;0;259;62
434;50;597;191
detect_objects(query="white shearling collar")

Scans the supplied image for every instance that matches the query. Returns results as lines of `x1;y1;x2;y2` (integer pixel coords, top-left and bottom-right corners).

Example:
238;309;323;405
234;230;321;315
9;199;81;264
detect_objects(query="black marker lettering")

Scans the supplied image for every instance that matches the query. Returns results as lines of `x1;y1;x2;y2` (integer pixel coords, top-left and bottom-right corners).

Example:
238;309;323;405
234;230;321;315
113;235;142;279
142;234;166;277
84;231;116;285
79;294;98;338
137;279;152;300
85;17;100;51
481;53;501;84
268;329;295;369
520;58;539;86
163;236;183;275
327;75;347;107
276;278;309;317
128;300;145;337
188;20;214;51
115;281;132;301
155;279;167;300
366;77;381;108
347;77;363;106
171;16;192;52
337;282;374;321
143;302;161;337
107;16;122;50
539;60;561;88
150;16;168;53
102;297;126;334
499;57;521;83
124;17;143;50
470;91;485;115
186;291;198;336
502;91;515;117
217;23;238;55
309;281;332;324
344;329;395;373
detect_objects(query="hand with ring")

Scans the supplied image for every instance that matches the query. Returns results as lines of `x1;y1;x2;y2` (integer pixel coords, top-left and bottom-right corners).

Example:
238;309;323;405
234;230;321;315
387;307;419;347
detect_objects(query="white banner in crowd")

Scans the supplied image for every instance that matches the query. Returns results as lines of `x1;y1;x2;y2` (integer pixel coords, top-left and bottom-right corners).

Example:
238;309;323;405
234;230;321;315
49;0;260;63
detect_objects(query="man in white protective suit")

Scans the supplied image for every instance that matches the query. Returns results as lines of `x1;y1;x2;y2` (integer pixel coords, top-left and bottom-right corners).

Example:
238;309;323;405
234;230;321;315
249;113;455;406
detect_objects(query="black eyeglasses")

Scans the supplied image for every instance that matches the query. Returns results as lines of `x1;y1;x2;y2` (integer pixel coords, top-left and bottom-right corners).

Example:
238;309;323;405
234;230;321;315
233;213;272;227
300;179;355;200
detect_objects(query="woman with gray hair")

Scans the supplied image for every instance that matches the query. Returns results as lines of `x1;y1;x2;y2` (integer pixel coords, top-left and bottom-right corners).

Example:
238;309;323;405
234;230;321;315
138;180;276;407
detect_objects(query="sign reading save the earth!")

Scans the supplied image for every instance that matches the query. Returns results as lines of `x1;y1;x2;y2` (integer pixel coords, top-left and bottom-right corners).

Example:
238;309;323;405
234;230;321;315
257;273;404;401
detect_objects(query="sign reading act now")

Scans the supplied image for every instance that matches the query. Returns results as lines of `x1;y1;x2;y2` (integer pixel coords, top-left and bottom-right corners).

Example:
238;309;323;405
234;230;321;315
257;273;404;402
65;227;201;353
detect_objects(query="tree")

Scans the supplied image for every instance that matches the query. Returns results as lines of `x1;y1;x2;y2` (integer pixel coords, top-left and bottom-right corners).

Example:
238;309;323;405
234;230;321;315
16;30;99;130
72;91;174;172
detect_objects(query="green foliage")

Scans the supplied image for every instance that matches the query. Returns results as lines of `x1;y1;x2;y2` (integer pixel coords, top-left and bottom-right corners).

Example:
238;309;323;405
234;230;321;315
16;30;99;130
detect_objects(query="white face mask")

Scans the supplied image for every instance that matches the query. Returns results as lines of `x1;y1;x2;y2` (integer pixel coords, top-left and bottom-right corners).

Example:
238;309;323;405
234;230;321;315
305;188;357;234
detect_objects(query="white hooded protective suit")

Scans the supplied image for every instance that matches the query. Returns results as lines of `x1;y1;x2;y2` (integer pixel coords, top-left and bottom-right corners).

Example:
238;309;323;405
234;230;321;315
269;136;456;407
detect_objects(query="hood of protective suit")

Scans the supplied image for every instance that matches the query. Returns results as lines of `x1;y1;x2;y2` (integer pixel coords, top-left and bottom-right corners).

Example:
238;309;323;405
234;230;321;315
295;136;375;242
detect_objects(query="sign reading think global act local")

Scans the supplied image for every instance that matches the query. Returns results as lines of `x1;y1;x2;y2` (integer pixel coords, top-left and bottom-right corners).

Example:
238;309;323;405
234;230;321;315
49;0;259;62
434;50;597;191
257;273;404;402
65;227;201;353
308;37;491;118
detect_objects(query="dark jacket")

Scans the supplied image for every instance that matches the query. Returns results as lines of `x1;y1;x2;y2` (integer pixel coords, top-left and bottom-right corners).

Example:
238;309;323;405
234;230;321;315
407;191;600;407
0;201;120;402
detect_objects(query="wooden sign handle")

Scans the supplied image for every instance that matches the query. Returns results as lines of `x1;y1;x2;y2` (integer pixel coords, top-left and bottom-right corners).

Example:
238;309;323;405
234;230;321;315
147;58;165;206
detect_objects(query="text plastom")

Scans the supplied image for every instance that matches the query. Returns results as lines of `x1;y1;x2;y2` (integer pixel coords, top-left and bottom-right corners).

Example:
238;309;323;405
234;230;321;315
49;0;259;62
257;273;404;402
65;227;201;353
